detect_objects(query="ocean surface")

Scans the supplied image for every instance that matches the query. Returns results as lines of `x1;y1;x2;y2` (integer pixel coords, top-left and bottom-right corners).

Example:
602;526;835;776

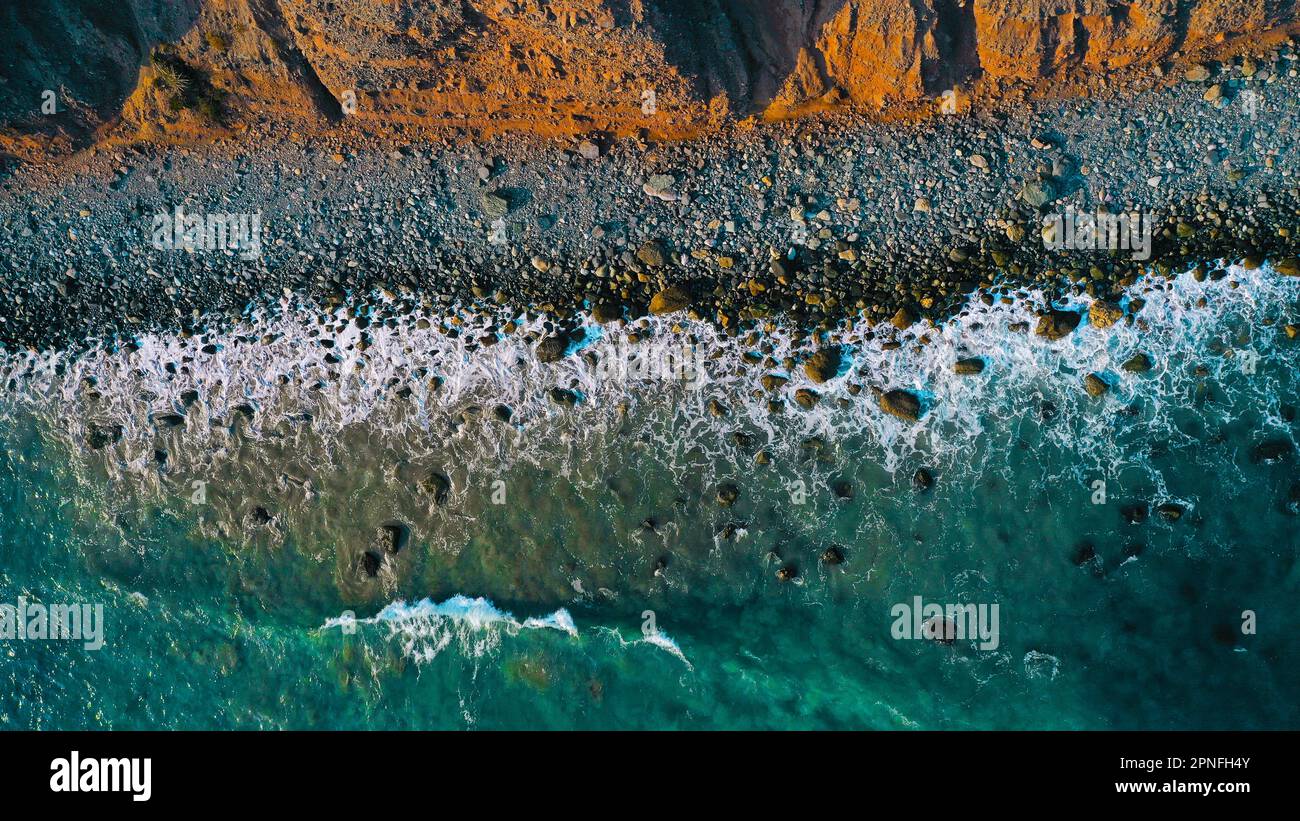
1;263;1297;730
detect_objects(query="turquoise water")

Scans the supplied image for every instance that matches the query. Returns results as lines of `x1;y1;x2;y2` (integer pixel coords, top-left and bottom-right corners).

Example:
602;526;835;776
1;265;1297;729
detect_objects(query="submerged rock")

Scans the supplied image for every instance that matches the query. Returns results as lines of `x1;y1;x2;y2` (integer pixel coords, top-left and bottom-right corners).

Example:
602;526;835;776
921;615;957;644
716;483;739;507
1156;502;1185;522
913;467;934;491
549;387;578;407
1121;503;1149;525
1284;482;1300;516
1251;439;1294;464
1122;353;1153;373
86;423;122;450
420;471;451;506
371;523;407;555
775;564;798;582
820;546;845;565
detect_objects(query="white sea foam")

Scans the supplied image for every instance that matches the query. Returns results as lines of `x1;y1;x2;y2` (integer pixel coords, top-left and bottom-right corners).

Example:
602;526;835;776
0;263;1295;549
321;594;577;663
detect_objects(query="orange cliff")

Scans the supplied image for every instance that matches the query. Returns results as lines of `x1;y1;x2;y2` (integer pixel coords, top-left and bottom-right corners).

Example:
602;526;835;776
2;0;1298;159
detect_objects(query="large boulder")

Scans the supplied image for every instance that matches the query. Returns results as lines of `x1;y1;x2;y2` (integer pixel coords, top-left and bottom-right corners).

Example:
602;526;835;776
803;347;842;383
879;389;921;422
1083;373;1109;398
649;285;690;315
535;335;568;363
1089;300;1124;329
1035;309;1081;341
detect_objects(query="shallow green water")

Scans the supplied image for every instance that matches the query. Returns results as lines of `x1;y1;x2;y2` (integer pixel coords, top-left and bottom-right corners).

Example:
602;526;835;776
1;267;1297;729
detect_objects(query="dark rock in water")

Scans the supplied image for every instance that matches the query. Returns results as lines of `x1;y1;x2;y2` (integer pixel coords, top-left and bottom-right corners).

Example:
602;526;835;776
921;615;956;644
732;430;755;450
1284;482;1300;516
1072;542;1097;566
803;347;842;383
1156;502;1185;522
361;551;383;578
639;518;658;533
535;335;568;363
761;374;788;392
653;556;668;576
794;388;819;409
421;471;451;505
549;387;578;407
154;413;186;428
492;404;513;423
716;483;739;507
648;284;689;315
776;564;798;582
1212;622;1238;647
1039;400;1058;421
179;389;200;407
707;399;728;417
1035;309;1081;341
1122;353;1153;373
1251;439;1294;464
891;306;917;330
954;357;985;375
1089;300;1124;329
1121;503;1149;525
87;423;122;450
1083;373;1109;398
591;301;623;324
153;449;167;465
879;389;922;422
372;523;407;555
832;480;853;499
717;522;744;540
251;506;272;525
820;546;845;565
913;468;934;491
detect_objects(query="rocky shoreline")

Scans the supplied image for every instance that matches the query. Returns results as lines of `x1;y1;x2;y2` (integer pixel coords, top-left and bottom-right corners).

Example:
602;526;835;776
2;48;1299;355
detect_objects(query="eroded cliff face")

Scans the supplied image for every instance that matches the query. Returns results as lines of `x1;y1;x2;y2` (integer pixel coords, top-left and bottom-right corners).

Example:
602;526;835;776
1;0;1296;157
